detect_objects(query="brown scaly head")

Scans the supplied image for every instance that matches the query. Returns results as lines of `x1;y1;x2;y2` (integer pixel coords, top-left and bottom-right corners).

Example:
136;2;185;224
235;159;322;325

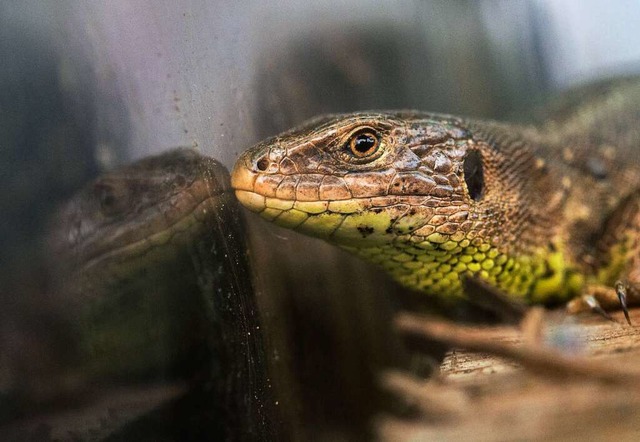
232;112;578;303
47;148;231;297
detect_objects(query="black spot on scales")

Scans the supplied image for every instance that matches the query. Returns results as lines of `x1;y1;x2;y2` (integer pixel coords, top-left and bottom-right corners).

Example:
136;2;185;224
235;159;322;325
357;226;375;237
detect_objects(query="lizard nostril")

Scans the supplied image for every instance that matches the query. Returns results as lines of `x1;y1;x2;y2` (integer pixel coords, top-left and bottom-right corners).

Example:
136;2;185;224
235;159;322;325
256;156;269;172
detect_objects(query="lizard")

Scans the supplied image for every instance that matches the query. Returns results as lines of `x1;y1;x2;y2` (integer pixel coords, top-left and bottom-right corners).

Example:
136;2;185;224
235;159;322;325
231;78;640;322
46;148;243;381
4;149;273;439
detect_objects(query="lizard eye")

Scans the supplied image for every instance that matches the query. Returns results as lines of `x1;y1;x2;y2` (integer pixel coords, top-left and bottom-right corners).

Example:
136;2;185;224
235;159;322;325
94;181;129;217
346;128;380;158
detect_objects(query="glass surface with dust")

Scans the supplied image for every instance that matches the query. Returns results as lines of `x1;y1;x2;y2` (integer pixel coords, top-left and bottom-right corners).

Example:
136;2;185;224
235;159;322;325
1;1;638;440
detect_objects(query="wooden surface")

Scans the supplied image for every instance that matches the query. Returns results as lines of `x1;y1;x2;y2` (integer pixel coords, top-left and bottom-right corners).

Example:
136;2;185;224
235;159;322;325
377;308;640;441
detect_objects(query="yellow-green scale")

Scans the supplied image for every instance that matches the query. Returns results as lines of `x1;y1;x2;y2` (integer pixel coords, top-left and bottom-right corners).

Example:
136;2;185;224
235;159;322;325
344;236;586;305
270;198;587;304
596;235;633;287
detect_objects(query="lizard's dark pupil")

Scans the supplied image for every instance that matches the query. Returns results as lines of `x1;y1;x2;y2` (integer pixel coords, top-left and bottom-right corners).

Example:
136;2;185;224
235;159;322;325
354;134;375;152
95;182;128;217
349;131;379;157
95;185;116;210
102;193;115;207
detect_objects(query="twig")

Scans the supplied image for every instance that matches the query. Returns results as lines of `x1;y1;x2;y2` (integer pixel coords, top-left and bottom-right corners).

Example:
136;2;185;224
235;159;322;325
395;312;640;384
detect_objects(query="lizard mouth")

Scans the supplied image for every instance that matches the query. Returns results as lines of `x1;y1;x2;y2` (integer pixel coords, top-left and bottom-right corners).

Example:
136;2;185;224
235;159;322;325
231;149;376;217
230;147;462;246
231;155;269;213
83;192;225;270
234;189;268;212
231;160;385;242
231;156;367;222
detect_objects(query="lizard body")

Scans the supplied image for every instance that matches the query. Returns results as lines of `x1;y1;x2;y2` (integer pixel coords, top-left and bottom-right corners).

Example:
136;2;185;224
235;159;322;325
232;79;640;308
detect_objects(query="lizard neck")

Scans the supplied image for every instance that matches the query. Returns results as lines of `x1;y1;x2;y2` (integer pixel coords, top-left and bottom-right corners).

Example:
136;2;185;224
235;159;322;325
342;234;584;304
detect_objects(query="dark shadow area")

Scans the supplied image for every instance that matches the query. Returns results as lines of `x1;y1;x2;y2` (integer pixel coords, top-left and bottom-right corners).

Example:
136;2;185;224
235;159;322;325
0;12;101;427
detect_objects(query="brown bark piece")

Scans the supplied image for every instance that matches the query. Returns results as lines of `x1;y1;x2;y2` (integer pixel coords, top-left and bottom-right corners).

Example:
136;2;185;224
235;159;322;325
378;309;640;441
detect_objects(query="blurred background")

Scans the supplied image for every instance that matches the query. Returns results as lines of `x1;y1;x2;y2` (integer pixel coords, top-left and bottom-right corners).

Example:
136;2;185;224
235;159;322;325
2;0;640;440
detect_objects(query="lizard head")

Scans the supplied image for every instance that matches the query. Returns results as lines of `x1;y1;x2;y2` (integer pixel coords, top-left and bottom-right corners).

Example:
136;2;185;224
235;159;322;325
231;112;511;249
233;110;573;300
47;148;231;294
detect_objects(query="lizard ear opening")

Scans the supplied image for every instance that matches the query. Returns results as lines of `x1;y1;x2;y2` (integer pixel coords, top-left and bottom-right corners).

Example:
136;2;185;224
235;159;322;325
463;150;484;201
